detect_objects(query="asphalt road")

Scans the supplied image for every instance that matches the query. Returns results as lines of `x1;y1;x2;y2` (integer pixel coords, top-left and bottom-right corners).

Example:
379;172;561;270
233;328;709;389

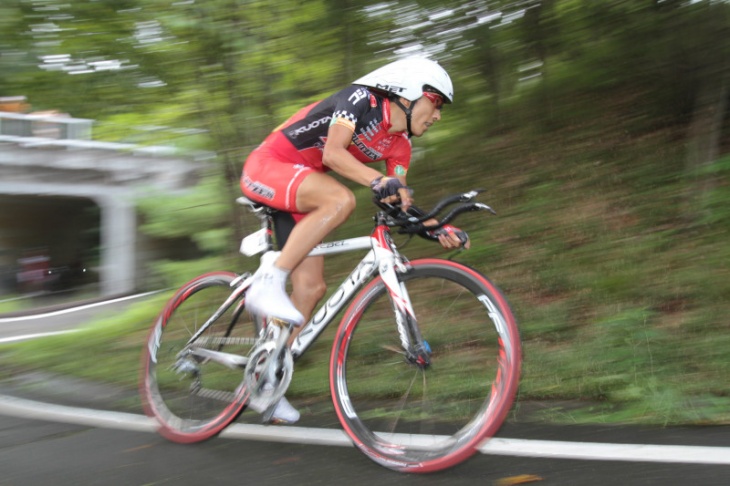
2;410;730;486
1;295;730;485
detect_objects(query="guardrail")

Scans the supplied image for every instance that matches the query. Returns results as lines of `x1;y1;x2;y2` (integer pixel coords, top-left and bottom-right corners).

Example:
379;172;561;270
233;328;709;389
0;134;181;156
0;111;93;140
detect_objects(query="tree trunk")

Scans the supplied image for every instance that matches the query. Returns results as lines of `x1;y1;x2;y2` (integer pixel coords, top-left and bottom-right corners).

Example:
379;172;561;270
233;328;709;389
684;70;729;223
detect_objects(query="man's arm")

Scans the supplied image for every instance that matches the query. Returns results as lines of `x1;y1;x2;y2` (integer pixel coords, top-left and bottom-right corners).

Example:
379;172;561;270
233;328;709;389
322;124;381;186
323;125;413;210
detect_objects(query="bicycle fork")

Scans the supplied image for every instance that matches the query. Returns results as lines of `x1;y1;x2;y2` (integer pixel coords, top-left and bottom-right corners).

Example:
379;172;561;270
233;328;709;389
378;253;432;368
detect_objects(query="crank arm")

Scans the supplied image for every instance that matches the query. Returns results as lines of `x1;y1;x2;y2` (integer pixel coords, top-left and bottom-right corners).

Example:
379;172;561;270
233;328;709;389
188;347;249;369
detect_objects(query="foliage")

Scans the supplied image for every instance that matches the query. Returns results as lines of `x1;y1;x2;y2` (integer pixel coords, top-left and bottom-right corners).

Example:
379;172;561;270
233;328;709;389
137;171;229;240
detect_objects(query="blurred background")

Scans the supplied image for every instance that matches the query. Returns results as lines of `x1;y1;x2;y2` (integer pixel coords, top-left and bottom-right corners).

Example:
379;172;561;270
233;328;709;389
0;0;729;425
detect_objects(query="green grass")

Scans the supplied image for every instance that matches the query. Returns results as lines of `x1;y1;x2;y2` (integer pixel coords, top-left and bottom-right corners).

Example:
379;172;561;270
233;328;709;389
0;293;171;388
0;297;23;314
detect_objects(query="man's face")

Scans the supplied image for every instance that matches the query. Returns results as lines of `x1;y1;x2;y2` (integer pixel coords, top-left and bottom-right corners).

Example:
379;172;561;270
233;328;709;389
409;92;444;137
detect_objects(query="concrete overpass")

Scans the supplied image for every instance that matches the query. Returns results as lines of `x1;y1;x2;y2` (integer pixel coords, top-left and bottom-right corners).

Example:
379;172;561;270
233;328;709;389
0;111;208;296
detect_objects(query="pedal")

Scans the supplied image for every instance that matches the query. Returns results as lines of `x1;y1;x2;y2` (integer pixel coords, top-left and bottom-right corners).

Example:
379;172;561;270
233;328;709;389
243;339;294;412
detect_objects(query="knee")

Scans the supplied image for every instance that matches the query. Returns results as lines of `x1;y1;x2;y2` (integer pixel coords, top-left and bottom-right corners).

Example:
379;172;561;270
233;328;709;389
344;189;357;213
330;187;356;221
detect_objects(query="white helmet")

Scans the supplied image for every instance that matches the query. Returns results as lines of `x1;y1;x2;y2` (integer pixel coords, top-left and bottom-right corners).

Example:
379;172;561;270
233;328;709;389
353;56;454;104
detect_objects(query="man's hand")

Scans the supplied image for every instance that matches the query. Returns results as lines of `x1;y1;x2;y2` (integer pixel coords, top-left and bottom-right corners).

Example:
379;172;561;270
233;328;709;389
396;186;413;212
429;225;470;250
370;176;413;211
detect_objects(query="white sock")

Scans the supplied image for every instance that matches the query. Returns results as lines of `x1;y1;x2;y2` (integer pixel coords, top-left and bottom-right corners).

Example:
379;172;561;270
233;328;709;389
266;264;289;283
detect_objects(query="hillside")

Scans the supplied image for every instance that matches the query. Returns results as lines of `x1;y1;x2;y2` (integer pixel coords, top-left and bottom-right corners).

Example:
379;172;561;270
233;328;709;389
398;90;730;424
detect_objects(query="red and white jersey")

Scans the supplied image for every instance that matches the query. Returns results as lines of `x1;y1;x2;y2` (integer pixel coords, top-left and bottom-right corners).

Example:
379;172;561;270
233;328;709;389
258;85;412;178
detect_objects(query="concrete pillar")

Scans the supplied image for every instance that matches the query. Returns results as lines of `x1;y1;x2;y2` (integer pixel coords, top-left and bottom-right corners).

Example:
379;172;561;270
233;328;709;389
96;195;137;296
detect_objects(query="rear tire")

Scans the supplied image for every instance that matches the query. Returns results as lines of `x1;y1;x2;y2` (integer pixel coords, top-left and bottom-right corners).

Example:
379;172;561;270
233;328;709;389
330;259;521;473
141;272;258;443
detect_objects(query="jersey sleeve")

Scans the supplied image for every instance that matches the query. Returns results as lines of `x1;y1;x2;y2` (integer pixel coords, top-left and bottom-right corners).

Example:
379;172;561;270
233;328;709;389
329;86;372;133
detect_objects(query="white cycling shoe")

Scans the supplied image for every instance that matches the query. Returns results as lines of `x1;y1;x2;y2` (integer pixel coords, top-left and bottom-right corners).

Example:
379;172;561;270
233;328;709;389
248;383;301;425
258;396;301;425
246;251;304;326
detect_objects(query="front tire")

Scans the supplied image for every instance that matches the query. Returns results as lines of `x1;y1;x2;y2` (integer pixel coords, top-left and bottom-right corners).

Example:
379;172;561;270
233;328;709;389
330;259;521;473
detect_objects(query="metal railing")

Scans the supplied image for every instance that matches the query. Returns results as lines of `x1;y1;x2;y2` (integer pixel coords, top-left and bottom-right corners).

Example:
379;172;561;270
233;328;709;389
0;111;215;162
0;111;93;140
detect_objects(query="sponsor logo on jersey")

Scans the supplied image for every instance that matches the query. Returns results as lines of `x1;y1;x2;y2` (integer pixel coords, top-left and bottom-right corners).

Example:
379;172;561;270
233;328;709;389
375;136;393;151
395;164;407;176
243;176;275;200
360;119;380;141
314;136;327;151
287;115;332;138
348;88;368;105
351;134;383;160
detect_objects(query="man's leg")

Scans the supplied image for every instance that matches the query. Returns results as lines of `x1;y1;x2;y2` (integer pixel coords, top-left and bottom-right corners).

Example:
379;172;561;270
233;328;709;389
246;171;354;324
275;172;356;271
246;173;352;423
288;255;326;345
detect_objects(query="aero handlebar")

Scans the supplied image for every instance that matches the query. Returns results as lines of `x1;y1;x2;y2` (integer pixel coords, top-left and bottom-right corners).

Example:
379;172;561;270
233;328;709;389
373;189;496;240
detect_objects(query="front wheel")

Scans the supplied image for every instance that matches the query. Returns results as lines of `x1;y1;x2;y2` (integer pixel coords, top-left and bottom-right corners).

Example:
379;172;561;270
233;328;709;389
330;259;521;473
140;271;258;443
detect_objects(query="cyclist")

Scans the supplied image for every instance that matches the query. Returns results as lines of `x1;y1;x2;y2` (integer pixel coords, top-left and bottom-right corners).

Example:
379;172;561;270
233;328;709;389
241;56;469;424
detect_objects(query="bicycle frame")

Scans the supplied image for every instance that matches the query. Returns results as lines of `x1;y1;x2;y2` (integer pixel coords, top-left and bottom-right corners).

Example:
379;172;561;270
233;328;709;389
183;219;422;368
290;225;414;359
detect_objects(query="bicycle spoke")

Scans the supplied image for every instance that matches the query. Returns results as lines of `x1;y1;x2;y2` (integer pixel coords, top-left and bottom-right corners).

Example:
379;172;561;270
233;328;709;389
384;367;420;434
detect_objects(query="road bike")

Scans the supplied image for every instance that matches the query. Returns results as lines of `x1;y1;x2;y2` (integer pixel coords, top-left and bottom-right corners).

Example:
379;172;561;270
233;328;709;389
140;189;521;473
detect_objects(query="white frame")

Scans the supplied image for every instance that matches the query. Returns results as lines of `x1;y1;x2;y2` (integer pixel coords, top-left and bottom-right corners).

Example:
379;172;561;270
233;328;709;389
285;234;412;357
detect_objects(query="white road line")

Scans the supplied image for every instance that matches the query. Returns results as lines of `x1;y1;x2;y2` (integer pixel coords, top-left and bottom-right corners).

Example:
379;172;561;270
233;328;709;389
477;438;730;464
0;394;156;433
0;291;161;324
0;330;79;344
1;393;729;464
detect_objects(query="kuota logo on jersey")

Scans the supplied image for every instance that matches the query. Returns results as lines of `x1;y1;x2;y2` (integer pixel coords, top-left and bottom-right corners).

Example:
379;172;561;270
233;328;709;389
287;115;332;138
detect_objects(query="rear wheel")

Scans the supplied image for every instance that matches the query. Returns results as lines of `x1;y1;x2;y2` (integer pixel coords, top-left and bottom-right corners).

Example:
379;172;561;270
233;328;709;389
330;259;521;473
141;272;259;443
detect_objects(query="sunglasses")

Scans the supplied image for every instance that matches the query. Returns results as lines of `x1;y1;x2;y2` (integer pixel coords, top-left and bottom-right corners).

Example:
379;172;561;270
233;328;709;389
422;91;445;110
